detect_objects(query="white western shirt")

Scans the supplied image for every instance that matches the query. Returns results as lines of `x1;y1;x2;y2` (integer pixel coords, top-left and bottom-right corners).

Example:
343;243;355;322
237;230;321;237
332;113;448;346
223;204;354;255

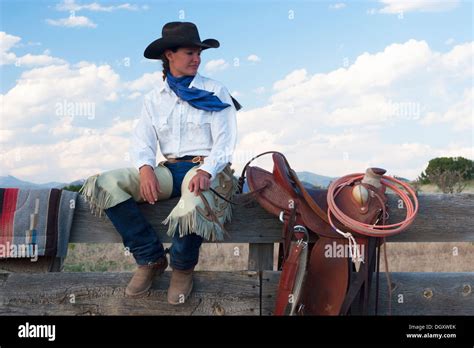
130;73;238;179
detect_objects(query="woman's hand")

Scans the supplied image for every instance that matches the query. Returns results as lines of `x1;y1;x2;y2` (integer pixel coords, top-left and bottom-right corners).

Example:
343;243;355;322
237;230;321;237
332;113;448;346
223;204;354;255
188;169;211;196
139;165;161;204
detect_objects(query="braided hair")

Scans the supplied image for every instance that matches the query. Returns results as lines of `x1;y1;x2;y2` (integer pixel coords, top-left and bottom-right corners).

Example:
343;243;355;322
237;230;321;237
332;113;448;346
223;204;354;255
160;47;178;81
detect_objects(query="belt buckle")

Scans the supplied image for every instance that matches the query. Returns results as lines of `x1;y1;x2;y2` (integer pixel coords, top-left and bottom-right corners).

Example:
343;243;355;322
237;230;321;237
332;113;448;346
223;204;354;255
192;156;202;164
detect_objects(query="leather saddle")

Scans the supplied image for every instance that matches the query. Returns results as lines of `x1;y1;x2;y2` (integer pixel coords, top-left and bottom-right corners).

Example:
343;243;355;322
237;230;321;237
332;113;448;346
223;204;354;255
240;151;388;315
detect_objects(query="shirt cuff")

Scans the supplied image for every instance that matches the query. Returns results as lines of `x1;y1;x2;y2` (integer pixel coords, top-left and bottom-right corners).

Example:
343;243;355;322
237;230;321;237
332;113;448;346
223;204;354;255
197;169;212;178
198;163;217;179
135;160;155;171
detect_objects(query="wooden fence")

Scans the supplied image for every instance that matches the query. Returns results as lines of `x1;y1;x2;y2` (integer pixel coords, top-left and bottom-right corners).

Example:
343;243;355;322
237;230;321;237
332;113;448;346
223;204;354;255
1;193;473;315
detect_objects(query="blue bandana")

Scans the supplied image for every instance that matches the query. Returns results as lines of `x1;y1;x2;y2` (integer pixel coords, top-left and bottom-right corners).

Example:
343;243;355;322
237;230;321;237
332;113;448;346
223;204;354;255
166;72;231;112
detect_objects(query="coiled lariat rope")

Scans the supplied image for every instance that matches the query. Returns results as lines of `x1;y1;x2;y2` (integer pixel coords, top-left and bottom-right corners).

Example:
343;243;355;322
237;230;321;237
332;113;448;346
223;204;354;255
327;173;418;237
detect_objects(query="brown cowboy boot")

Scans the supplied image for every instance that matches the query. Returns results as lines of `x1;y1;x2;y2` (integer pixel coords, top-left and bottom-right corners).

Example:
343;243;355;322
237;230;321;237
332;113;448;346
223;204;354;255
125;256;168;297
167;267;194;305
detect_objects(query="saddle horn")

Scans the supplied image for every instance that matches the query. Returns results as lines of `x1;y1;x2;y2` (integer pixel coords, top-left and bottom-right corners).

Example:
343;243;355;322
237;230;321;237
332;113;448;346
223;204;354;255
352;167;386;210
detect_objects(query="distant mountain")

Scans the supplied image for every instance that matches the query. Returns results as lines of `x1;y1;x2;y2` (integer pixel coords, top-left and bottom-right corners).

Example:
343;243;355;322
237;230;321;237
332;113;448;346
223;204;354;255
239;170;334;193
1;171;332;191
0;175;35;188
296;171;335;188
66;179;86;187
0;175;84;189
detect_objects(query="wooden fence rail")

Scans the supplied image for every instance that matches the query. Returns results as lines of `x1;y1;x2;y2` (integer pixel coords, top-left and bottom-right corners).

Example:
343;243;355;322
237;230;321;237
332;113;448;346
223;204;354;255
70;193;474;244
0;193;473;315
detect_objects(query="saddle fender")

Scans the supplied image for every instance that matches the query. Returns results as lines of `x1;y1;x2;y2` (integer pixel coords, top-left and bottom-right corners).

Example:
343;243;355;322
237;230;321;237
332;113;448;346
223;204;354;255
300;236;350;315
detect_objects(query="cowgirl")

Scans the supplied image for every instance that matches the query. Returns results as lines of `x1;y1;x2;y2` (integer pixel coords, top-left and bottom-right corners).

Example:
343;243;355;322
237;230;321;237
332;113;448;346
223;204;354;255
80;22;239;304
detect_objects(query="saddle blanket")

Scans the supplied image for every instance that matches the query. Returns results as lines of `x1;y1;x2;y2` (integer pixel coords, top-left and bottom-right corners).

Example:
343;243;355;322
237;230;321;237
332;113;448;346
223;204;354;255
0;188;77;259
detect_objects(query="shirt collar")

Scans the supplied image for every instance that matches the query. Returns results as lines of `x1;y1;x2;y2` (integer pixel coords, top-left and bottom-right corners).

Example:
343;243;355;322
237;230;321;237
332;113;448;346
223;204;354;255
160;72;204;94
189;72;203;89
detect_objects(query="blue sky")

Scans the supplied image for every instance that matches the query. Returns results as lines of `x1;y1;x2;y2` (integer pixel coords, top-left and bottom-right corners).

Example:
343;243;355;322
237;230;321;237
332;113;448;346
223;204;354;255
1;0;473;183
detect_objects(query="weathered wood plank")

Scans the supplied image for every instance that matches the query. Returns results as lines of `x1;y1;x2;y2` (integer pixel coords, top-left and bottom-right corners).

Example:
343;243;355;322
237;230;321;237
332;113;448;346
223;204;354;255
261;271;474;316
386;194;474;242
71;196;281;243
71;194;474;244
0;271;259;316
0;257;57;273
370;272;474;315
248;244;274;271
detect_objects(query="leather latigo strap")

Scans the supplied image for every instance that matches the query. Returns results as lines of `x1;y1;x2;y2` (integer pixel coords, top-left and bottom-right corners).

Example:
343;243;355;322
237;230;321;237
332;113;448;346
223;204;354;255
274;240;306;315
272;153;330;224
245;164;341;239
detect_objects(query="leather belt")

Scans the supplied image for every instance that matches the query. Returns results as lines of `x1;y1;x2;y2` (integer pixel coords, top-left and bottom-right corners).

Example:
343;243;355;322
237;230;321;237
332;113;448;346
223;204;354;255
166;156;206;164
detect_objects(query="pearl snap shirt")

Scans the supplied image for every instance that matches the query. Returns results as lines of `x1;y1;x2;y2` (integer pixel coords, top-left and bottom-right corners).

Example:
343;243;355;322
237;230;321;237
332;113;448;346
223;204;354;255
130;73;238;179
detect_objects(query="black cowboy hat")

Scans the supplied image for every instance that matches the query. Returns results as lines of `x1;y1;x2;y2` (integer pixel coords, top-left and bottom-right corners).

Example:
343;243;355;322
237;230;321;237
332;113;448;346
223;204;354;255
144;22;220;59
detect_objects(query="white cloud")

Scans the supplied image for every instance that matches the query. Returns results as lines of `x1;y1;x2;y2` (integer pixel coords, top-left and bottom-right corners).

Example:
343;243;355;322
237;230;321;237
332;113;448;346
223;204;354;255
0;34;170;183
107;118;134;136
445;38;455;45
420;87;473;131
0;32;21;65
1;46;165;140
126;71;164;91
233;39;473;179
377;0;460;14
55;0;142;12
105;92;118;101
2;33;471;183
433;143;474;159
46;15;97;28
234;118;471;180
9;164;51;180
204;59;229;73
48;0;146;29
1;62;120;129
247;54;261;63
273;69;308;91
127;92;142;100
15;41;42;48
15;53;66;66
0;129;15;143
1;126;134;183
1;31;68;66
31;124;48;133
265;40;472;128
439;42;473;74
49;116;75;136
329;3;346;10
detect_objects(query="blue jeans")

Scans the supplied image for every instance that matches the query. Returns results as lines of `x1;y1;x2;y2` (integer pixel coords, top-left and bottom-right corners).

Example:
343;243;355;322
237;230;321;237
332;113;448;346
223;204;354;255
104;160;203;270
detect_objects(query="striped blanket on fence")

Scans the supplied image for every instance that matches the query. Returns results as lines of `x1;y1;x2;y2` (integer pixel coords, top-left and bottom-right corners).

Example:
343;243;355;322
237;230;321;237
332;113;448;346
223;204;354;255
0;188;77;259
